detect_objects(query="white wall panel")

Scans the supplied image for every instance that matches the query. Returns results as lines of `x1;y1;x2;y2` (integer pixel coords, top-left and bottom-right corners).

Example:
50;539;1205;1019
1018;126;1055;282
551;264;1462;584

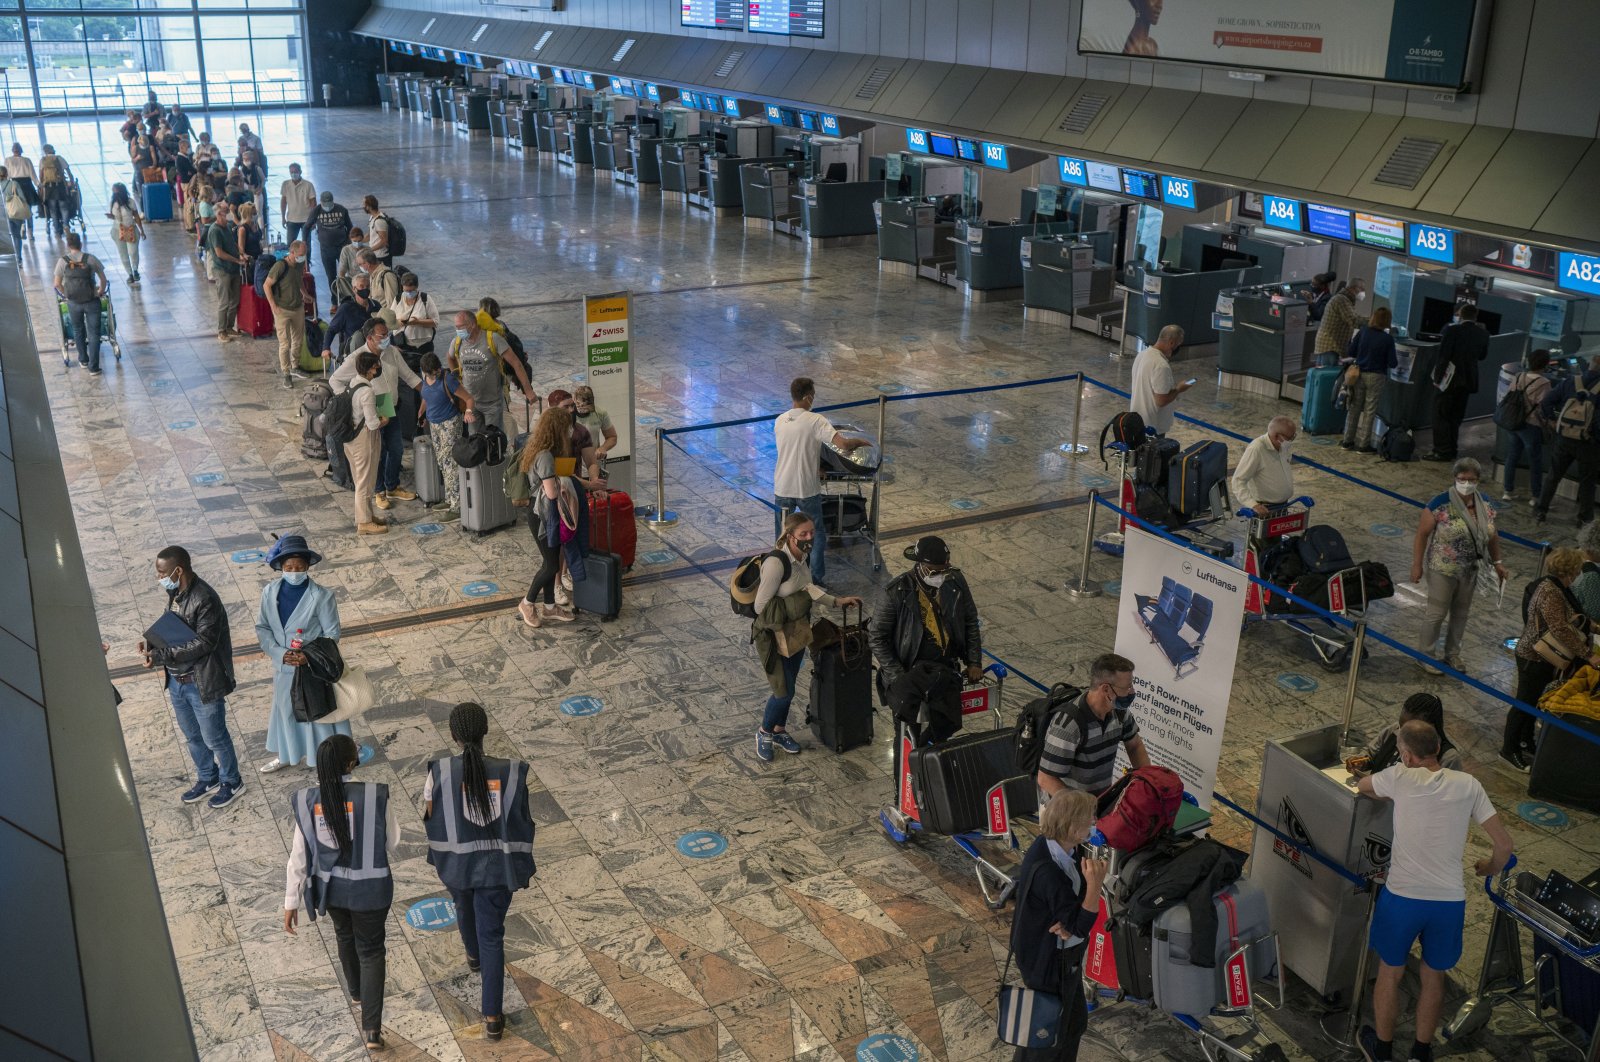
1513;0;1600;137
922;0;960;64
955;0;992;69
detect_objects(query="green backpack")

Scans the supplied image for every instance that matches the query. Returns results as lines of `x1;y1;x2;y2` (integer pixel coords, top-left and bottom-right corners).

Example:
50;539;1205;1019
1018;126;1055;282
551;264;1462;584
503;458;531;506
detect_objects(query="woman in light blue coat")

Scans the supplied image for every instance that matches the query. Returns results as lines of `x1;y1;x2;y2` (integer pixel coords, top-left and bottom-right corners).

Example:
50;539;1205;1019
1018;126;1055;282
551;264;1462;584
255;535;350;772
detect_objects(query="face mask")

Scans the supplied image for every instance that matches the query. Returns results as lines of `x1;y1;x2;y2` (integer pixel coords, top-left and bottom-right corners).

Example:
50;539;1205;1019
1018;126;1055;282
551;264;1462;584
1455;480;1476;496
281;570;309;586
158;571;180;592
794;538;814;558
403;290;418;301
1114;692;1137;710
920;568;947;589
291;176;301;183
1354;290;1367;302
1279;442;1293;457
455;328;470;339
352;240;366;248
378;335;392;349
358;265;370;276
67;250;82;262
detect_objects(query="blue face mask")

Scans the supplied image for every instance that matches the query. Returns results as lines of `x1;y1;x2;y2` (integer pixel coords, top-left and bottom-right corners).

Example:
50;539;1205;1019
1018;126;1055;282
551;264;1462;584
378;334;392;349
1114;692;1137;710
158;572;180;592
455;327;470;339
281;570;309;586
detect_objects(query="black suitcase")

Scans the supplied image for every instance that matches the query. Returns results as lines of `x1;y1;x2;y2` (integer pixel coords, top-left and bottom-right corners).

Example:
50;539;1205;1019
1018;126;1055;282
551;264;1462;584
1135;437;1180;487
908;727;1034;835
807;637;873;753
1530;712;1600;814
1109;914;1156;1001
572;550;622;621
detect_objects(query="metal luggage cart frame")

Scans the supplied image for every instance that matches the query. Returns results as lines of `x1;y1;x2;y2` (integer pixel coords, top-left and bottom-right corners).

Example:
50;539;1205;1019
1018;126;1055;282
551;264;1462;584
1098;436;1235;561
878;668;1028;909
57;282;123;368
1240;498;1370;672
820;469;882;572
1445;856;1600;1060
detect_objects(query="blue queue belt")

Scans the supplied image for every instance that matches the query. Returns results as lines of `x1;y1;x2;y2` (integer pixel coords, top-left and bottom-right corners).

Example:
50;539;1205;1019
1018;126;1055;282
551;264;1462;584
658;433;780;512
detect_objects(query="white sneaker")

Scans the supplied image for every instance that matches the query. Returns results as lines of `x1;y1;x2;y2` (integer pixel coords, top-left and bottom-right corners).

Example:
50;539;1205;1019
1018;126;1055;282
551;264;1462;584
258;758;291;774
554;584;572;607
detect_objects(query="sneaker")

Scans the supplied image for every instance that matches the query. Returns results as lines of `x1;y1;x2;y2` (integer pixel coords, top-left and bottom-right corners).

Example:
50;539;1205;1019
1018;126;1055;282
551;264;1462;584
437;508;460;523
1501;491;1516;502
207;781;244;809
559;571;574;592
756;729;774;762
258;758;291;774
89;368;103;376
363;1029;384;1050
357;521;389;535
218;331;234;342
771;730;802;755
281;372;293;389
1357;1024;1387;1062
1355;447;1378;455
1419;659;1443;676
554;584;572;607
1499;749;1531;772
542;605;576;623
1339;442;1356;451
517;599;541;628
181;780;220;804
373;492;392;510
388;487;417;502
1446;657;1468;675
431;500;454;512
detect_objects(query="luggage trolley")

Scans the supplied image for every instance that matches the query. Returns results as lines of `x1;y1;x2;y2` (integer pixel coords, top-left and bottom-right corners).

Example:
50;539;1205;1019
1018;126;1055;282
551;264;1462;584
819;421;883;572
57;282;123;367
878;667;1037;908
1445;856;1600;1059
1097;431;1235;561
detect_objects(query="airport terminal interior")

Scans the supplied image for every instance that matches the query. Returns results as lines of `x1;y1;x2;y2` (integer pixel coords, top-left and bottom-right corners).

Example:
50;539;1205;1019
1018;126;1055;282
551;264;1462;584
6;1;1600;1060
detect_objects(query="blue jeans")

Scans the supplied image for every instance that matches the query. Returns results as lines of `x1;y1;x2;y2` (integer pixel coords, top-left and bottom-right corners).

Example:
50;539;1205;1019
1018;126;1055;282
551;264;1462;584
285;220;306;245
167;677;240;788
762;648;806;732
68;298;103;371
1504;425;1544;496
378;413;403;493
773;493;826;582
450;886;513;1017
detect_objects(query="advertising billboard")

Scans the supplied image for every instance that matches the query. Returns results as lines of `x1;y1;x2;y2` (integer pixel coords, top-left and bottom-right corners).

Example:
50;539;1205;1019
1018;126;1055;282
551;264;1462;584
1078;0;1480;89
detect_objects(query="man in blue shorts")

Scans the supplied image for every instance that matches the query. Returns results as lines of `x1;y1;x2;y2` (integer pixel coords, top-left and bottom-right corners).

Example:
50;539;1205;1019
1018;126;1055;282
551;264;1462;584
1356;721;1513;1062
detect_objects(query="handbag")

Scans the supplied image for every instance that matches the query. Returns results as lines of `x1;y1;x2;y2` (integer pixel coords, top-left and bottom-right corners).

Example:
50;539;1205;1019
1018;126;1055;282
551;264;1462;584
996;864;1063;1049
321;664;376;724
1533;630;1582;669
118;223;137;242
1343;363;1361;387
141;165;165;184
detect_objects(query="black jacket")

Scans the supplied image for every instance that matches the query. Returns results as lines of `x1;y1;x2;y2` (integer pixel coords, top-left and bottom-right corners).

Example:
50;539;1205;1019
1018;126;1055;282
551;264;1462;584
291;637;344;723
1010;837;1098;994
150;576;236;704
1124;838;1246;968
326;297;379;356
1434;320;1490;394
869;570;981;685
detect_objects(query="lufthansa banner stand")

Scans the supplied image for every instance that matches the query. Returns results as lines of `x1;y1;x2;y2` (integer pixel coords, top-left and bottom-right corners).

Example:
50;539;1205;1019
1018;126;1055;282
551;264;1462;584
583;291;635;497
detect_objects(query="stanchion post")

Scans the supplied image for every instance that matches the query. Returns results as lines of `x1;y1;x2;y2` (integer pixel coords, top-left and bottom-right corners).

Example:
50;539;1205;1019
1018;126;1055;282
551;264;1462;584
876;392;887;452
1321;877;1382;1051
647;428;678;528
1065;491;1103;598
1067;375;1088;456
1337;620;1368;751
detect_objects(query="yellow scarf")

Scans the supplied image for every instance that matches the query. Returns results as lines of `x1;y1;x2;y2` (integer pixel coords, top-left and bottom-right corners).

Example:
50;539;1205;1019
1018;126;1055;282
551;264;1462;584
917;582;949;654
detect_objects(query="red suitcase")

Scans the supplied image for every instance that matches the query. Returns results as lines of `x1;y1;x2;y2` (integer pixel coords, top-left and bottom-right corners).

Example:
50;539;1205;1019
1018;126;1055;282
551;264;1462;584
236;284;275;338
588;488;637;569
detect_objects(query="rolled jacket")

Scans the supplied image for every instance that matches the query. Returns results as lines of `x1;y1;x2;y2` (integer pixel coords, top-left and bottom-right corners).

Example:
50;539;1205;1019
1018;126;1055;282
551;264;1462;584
291;636;345;723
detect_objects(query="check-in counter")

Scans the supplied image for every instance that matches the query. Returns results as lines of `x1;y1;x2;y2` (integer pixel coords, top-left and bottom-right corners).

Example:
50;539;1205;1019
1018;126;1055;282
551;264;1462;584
1250;724;1393;1007
454;89;491;133
877;198;956;278
1124;263;1264;348
1021;234;1115;325
658;140;707;198
623;134;667;186
1377;331;1529;433
376;73;393;110
427;81;452;122
591;125;629;174
439;85;459;125
559;116;593;165
488;98;508;139
1219;286;1312;399
954;220;1075;302
693;154;786;212
741;162;803;228
800;179;888;243
534;109;569;155
403;76;429;115
505;102;536;150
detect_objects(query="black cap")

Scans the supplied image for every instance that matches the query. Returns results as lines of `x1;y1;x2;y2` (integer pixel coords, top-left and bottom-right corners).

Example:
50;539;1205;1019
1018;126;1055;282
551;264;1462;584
913;536;950;565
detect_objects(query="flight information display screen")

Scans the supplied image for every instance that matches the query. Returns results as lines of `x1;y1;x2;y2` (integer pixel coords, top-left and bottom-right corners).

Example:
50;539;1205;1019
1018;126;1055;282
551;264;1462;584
749;0;825;38
682;0;745;30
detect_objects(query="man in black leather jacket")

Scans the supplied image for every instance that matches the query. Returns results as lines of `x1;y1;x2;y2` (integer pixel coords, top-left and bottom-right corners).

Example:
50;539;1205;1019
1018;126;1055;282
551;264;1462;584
141;545;244;809
869;536;983;744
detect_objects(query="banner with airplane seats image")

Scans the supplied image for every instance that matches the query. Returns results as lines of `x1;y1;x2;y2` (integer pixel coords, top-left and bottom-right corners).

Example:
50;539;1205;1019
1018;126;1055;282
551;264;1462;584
1077;0;1480;89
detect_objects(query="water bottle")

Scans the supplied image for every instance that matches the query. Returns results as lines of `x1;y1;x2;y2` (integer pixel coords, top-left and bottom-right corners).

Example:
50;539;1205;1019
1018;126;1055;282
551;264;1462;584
290;628;304;651
1087;828;1110;862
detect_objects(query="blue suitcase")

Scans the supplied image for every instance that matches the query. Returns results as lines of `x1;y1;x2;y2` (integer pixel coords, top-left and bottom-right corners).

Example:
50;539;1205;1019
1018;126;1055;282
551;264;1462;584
1169;440;1227;518
573;550;622;620
142;182;173;221
1301;365;1344;435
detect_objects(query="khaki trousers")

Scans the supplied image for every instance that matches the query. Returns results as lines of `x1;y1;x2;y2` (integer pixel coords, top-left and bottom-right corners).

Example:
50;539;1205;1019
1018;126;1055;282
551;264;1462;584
344;428;380;526
272;305;305;373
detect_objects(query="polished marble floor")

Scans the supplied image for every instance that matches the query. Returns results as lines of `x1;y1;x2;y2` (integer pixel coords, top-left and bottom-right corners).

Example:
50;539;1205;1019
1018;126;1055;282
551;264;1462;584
10;107;1598;1060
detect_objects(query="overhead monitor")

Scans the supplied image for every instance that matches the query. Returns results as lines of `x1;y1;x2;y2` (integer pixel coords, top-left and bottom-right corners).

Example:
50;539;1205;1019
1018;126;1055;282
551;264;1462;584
798;111;819;131
1354;212;1407;252
906;128;930;154
764;104;783;124
1261;195;1302;232
955;139;979;163
981;142;1008;169
1085;161;1121;192
1304;203;1354;242
1161;176;1196;209
682;0;745;31
680;90;699;108
1058;157;1089;187
1121;169;1160;200
748;0;825;38
777;107;799;127
701;93;722;112
928;133;956;158
1408;224;1456;264
580;72;595;89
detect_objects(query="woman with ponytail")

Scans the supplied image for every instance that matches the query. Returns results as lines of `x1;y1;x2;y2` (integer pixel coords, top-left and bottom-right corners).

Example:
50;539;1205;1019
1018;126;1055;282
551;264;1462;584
423;703;537;1042
283;734;398;1050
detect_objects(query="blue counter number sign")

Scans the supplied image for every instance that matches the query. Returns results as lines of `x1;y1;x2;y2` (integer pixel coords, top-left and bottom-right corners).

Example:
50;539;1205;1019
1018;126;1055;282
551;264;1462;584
906;128;929;153
820;114;841;136
981;142;1008;169
1408;224;1456;265
1558;253;1600;297
1262;196;1302;232
1162;176;1196;209
1058;157;1088;187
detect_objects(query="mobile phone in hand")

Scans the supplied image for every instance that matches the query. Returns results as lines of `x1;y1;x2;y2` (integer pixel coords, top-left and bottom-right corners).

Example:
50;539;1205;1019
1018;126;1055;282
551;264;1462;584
1182;378;1197;388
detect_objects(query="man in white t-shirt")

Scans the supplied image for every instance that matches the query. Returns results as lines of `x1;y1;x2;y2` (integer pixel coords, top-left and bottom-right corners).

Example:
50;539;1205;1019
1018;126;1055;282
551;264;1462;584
773;376;870;584
278;163;317;246
1129;324;1190;435
1356;721;1513;1062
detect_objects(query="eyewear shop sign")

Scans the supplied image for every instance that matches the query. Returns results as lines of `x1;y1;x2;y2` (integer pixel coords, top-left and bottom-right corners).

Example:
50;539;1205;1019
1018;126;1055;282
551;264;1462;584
1078;0;1477;89
583;292;636;493
1112;526;1248;809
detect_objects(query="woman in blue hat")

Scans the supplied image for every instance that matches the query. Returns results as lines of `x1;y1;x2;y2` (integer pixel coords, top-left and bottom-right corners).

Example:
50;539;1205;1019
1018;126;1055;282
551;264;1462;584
255;535;350;772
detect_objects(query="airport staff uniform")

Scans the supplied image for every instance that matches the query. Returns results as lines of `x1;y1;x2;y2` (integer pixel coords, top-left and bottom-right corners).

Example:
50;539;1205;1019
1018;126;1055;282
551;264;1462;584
1231;433;1294;513
424;755;537;1020
285;777;400;1035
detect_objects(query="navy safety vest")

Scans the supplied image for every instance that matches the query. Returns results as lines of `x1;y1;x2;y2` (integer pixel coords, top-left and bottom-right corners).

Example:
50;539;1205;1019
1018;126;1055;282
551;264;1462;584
291;781;394;917
424;755;536;892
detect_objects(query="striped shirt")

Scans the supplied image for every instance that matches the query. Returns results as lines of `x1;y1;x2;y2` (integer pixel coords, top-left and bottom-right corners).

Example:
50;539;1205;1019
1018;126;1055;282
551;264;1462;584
1037;696;1140;794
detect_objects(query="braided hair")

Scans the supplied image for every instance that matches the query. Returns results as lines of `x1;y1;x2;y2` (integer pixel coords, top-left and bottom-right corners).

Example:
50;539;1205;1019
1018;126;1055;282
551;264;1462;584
449;702;494;826
315;734;359;855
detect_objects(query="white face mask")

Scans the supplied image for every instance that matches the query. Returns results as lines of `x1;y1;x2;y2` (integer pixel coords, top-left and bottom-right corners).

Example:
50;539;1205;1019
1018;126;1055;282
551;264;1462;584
1354;290;1367;302
67;250;83;262
403;291;418;301
1278;440;1293;456
1455;479;1477;496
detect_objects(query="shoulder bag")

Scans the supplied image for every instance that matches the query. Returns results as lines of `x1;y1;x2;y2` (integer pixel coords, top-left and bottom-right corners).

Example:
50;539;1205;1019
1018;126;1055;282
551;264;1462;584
322;662;376;724
996;863;1063;1049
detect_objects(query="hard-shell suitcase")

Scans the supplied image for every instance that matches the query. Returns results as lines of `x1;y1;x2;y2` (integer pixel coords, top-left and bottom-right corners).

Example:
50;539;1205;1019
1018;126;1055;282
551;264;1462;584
414;436;446;505
141;181;173;221
459;458;516;535
908;727;1036;835
588;489;637;569
1531;712;1600;814
573;550;622;620
1152;880;1276;1018
236;284;274;338
1301;365;1344;435
807;636;874;753
1169;440;1227;518
1110;915;1157;1001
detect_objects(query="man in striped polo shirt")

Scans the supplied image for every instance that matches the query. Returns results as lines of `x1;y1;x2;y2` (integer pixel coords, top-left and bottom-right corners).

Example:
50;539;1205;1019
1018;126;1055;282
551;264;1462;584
1036;652;1151;798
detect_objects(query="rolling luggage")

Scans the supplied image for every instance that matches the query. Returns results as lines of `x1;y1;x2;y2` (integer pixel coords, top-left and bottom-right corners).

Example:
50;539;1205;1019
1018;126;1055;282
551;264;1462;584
1135;436;1180;487
459;458;516;535
588;489;637;569
572;550;622;620
1152;880;1275;1018
1301;365;1344;435
807;621;873;753
1530;712;1600;814
236;284;274;338
414;436;446;505
141;181;173;221
1168;440;1227;518
908;726;1034;834
1110;916;1157;1001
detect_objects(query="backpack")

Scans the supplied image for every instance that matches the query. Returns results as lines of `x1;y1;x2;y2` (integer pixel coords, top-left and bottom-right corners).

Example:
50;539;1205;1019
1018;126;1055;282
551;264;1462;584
1494;372;1534;432
254;254;279;300
59;258;97;303
1556;379;1597;442
40;154;64;184
378;213;407;256
1296;525;1353;575
730;550;790;618
1012;682;1085;777
300;382;332;460
1095;764;1185;853
497;321;533;389
1377;424;1416;462
1122;839;1247;927
504;457;532;506
451;333;506;396
1099;411;1147;468
1134;483;1185;532
322;381;368;447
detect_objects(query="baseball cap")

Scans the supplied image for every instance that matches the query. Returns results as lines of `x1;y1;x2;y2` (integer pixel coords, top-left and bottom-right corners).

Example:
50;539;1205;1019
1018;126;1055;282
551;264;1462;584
913;536;951;566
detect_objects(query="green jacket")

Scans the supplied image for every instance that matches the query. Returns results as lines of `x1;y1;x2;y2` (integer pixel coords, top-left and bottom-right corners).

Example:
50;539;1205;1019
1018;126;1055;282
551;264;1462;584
752;590;815;697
